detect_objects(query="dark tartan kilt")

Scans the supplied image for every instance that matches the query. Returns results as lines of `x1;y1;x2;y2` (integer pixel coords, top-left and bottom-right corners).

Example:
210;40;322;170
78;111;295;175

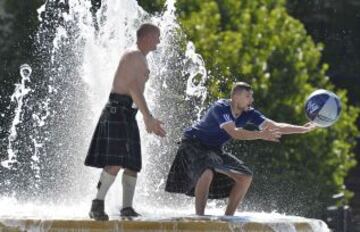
165;138;252;199
84;93;142;172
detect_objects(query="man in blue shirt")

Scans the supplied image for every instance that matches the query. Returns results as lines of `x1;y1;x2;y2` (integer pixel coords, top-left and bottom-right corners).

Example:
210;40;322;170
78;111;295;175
165;82;316;216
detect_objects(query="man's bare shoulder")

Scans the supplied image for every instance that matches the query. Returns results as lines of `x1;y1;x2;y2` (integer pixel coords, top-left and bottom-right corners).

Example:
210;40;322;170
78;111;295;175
122;49;145;61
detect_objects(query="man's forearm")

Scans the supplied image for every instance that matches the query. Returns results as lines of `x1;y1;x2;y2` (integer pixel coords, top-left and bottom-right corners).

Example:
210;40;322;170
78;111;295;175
233;128;263;140
129;88;152;119
275;123;307;134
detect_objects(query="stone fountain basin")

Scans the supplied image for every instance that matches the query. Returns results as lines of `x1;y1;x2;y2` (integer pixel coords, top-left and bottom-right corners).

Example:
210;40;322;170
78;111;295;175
0;214;329;232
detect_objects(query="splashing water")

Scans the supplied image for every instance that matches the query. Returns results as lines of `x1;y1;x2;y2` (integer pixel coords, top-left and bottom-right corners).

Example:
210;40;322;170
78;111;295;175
0;0;207;206
2;64;33;169
0;1;330;231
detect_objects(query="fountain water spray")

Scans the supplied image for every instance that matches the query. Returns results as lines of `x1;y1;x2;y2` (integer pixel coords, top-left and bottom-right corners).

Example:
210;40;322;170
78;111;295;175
2;64;32;169
0;0;208;208
0;1;330;231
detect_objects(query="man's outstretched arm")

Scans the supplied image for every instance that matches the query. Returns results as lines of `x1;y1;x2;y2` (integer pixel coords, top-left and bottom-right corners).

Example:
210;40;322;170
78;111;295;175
222;122;281;142
262;119;316;135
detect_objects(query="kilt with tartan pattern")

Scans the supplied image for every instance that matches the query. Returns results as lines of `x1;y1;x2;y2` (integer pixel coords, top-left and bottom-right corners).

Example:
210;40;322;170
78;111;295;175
84;93;142;172
165;137;252;199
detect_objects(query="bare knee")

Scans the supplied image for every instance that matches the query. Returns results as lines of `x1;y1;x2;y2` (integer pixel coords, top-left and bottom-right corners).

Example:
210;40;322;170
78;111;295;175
234;174;252;184
104;166;121;175
200;169;214;182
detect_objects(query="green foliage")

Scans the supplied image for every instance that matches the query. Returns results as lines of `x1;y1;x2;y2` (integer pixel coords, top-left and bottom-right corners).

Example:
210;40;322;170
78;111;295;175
137;0;166;13
172;0;359;217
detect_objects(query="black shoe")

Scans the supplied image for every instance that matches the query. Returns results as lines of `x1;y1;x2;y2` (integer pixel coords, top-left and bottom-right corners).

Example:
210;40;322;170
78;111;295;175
89;199;109;221
120;207;141;217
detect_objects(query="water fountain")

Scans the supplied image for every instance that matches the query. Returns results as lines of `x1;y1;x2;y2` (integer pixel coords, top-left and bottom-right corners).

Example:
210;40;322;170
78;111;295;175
0;0;330;231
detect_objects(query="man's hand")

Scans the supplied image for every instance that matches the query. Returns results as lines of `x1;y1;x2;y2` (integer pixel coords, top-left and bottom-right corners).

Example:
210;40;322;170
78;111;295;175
144;116;166;137
259;128;282;142
302;121;318;133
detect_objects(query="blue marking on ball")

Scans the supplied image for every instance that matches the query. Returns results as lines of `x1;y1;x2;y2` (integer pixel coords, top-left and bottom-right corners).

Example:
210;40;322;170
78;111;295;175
304;89;341;127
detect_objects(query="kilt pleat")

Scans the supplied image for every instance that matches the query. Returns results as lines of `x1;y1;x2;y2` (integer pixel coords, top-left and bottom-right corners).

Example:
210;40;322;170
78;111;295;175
84;94;142;172
165;138;252;199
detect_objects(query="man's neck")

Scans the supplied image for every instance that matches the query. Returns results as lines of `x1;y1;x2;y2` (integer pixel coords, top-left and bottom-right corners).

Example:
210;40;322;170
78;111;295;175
230;100;243;118
137;43;149;56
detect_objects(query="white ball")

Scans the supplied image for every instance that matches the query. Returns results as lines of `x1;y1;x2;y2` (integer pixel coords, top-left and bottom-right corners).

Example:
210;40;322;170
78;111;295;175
304;89;342;127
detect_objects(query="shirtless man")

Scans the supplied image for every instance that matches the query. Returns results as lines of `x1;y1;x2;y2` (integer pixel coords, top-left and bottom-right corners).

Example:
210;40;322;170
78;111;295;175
85;23;165;220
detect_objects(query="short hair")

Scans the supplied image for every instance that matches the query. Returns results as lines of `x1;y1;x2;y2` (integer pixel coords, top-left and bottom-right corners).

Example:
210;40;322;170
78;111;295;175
231;82;252;96
136;23;160;40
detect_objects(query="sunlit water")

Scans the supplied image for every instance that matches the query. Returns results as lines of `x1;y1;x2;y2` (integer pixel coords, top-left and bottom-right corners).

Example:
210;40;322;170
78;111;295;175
0;0;329;231
1;0;207;212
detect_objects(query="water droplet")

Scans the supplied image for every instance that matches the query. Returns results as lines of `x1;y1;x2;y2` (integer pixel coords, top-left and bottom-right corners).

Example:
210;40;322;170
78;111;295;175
19;64;32;78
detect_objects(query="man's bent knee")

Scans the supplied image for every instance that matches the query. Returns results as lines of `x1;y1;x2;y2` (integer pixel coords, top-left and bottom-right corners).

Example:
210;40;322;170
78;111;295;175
104;166;121;175
233;174;252;184
200;169;214;181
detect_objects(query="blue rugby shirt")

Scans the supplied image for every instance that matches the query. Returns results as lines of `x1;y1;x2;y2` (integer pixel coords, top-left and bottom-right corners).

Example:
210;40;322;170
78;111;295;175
184;99;267;148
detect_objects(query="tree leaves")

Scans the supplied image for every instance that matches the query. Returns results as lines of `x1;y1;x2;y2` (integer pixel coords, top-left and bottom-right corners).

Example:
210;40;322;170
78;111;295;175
138;0;360;217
